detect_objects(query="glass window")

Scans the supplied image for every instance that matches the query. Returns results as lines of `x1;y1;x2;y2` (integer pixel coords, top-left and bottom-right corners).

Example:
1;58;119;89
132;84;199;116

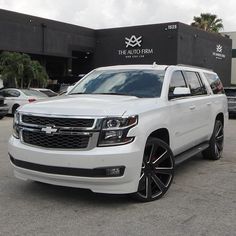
4;90;20;97
204;73;224;94
169;71;187;97
69;69;165;98
21;90;47;97
196;73;208;95
185;71;206;96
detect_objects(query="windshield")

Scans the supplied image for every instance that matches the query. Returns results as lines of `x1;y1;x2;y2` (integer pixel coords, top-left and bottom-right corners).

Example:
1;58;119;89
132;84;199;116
224;89;236;97
69;69;165;98
22;89;48;97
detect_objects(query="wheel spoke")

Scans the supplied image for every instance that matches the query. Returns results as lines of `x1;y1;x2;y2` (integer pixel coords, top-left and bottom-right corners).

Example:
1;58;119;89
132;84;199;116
216;134;223;142
154;167;173;175
216;125;223;137
139;172;145;181
152;150;168;166
147;144;158;164
145;175;152;199
215;144;220;156
151;173;165;192
216;141;223;151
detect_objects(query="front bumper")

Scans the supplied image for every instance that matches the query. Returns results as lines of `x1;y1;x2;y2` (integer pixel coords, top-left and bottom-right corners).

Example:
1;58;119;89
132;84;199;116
8;136;144;194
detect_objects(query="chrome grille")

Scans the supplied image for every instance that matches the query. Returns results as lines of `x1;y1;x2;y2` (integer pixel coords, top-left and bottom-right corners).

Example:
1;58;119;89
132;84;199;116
22;115;94;128
22;130;90;149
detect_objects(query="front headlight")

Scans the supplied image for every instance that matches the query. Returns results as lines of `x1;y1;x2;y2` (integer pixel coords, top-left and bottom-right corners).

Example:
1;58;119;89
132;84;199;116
13;112;20;139
98;116;138;147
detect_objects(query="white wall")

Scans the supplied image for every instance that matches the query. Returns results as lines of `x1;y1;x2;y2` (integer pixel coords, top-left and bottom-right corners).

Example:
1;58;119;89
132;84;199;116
223;32;236;85
231;58;236;85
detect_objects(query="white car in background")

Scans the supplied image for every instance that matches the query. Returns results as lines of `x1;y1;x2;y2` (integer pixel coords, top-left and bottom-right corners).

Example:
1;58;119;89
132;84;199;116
0;88;47;114
31;88;58;97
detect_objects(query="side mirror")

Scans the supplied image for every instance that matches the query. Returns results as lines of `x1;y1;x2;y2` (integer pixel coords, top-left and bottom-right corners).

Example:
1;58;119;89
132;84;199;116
169;87;191;99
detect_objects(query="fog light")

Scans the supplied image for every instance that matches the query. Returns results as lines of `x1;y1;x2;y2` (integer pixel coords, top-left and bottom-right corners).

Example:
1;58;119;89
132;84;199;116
106;167;124;177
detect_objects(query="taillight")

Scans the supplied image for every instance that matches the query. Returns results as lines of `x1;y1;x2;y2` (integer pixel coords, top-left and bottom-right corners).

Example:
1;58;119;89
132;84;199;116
28;99;36;103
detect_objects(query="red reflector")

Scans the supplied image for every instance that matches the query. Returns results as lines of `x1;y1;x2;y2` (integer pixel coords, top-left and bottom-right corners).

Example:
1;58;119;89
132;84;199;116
28;99;36;103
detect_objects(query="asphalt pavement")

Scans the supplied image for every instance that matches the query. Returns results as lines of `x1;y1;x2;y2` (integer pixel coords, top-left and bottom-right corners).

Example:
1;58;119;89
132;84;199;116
0;116;235;236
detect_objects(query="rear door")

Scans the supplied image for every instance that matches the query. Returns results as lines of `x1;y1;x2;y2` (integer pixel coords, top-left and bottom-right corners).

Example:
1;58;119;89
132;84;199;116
168;70;210;155
183;71;212;144
168;70;196;155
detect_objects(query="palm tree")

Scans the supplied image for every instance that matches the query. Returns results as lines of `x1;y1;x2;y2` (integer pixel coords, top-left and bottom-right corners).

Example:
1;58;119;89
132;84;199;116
0;51;48;88
191;13;223;33
25;60;48;88
0;51;25;88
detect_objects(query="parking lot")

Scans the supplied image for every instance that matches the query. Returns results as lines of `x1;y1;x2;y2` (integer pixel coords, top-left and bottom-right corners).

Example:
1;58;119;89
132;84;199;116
0;116;235;236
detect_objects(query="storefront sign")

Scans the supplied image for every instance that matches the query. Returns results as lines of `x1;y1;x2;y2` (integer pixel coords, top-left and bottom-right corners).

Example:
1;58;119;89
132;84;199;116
118;35;154;59
213;44;226;60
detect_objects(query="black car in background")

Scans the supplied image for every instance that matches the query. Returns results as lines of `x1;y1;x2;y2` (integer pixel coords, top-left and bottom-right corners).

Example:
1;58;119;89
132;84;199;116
0;95;9;119
224;87;236;115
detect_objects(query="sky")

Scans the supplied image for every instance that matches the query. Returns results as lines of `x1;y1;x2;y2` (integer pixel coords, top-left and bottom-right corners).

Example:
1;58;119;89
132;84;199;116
0;0;236;32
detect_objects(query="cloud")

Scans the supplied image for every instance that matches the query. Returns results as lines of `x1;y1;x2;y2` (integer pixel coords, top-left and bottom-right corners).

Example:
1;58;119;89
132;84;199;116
0;0;236;31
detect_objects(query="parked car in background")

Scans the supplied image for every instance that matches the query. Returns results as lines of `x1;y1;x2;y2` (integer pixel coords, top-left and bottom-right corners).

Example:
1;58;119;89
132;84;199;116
31;88;58;97
224;87;236;115
0;88;47;114
0;94;9;119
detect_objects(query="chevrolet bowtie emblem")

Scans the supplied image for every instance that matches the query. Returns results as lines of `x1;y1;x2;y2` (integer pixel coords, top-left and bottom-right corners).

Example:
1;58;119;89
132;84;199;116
41;126;58;134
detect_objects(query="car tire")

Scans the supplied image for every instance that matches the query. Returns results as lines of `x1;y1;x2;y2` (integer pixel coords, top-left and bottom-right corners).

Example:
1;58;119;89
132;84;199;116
0;116;4;120
132;137;174;202
202;119;224;160
12;104;19;115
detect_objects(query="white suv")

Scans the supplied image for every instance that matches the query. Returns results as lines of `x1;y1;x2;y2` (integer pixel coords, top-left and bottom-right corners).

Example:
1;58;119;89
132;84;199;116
8;65;228;201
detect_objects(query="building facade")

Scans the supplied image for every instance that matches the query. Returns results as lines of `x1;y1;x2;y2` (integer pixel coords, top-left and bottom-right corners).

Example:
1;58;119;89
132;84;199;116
223;32;236;85
0;9;232;87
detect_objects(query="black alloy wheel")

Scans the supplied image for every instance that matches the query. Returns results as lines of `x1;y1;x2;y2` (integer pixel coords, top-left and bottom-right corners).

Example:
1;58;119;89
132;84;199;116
133;137;174;202
203;119;224;160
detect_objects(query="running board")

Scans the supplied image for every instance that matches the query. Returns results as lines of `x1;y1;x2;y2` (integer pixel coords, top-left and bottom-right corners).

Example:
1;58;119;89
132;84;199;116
174;142;209;166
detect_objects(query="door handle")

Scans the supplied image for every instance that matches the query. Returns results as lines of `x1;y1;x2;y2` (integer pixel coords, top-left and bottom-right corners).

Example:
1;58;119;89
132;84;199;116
189;105;196;110
206;102;212;106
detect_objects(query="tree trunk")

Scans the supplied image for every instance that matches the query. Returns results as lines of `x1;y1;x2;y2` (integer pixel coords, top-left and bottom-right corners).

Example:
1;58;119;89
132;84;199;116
14;77;18;88
27;80;31;89
20;77;23;89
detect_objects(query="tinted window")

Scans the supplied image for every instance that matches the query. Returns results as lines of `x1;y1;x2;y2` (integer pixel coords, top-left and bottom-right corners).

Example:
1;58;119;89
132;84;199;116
204;73;224;94
4;90;20;97
185;71;206;96
70;69;165;98
21;90;47;97
40;90;57;97
169;71;187;97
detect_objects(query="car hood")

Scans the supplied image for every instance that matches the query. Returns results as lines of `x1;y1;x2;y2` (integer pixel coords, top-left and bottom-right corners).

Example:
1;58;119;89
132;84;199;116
18;94;161;117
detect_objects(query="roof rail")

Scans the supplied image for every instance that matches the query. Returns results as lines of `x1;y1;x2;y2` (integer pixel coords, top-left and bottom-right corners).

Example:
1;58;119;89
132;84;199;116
177;64;213;71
